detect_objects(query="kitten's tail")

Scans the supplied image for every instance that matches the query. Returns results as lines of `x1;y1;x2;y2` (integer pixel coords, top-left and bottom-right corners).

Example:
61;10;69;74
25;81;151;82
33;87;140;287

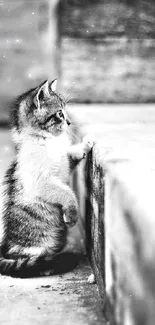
0;254;55;278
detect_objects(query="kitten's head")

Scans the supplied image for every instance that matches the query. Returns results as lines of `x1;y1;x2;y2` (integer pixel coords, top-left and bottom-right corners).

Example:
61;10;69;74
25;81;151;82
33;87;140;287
12;79;71;137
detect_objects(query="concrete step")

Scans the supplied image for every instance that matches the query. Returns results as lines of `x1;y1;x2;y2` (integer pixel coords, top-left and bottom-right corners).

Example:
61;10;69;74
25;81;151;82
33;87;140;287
68;104;155;325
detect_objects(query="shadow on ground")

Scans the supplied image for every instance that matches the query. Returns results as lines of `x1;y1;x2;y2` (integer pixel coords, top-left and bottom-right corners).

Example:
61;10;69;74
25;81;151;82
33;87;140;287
0;251;85;279
50;251;84;275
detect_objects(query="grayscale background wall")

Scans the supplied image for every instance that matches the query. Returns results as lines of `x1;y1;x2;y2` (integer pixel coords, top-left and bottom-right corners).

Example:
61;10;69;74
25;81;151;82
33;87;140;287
0;0;155;119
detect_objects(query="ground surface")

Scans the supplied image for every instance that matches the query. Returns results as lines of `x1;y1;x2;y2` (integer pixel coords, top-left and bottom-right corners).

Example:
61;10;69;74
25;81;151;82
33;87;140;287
0;257;106;325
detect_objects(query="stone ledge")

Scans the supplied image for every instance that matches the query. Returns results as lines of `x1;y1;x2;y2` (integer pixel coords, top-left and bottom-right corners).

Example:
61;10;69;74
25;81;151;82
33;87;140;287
68;104;155;325
85;150;155;325
105;163;155;325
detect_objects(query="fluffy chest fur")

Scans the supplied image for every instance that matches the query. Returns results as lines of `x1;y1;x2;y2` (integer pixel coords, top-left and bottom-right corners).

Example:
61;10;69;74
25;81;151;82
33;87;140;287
17;134;71;199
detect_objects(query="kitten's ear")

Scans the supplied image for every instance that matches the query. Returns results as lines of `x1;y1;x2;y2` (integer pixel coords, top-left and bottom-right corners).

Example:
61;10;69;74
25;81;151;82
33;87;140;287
33;80;49;109
49;79;57;92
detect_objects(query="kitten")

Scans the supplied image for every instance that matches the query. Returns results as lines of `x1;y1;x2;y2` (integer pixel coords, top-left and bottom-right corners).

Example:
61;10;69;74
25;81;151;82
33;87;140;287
0;79;94;277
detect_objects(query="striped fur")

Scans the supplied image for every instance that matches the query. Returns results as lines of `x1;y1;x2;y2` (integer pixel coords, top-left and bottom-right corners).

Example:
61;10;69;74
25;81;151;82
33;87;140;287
0;80;93;277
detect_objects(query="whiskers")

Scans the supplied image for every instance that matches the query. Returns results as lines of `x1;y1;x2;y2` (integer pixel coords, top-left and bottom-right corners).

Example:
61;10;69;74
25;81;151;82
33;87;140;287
69;123;79;130
63;88;77;105
67;126;79;143
64;94;72;104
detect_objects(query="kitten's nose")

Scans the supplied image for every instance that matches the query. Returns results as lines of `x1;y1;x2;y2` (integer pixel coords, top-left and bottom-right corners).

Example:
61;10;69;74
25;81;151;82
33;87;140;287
67;118;71;126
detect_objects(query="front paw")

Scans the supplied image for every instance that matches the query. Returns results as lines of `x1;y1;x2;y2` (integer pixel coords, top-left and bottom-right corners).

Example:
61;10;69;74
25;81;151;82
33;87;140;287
63;206;78;228
82;135;96;156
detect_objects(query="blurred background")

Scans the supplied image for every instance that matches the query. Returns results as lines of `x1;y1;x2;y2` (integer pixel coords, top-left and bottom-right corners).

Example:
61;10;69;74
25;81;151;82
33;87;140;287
0;0;155;122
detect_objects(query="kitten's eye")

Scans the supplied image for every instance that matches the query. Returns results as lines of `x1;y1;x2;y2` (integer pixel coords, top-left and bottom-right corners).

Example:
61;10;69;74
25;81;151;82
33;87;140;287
58;111;63;118
56;111;64;119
